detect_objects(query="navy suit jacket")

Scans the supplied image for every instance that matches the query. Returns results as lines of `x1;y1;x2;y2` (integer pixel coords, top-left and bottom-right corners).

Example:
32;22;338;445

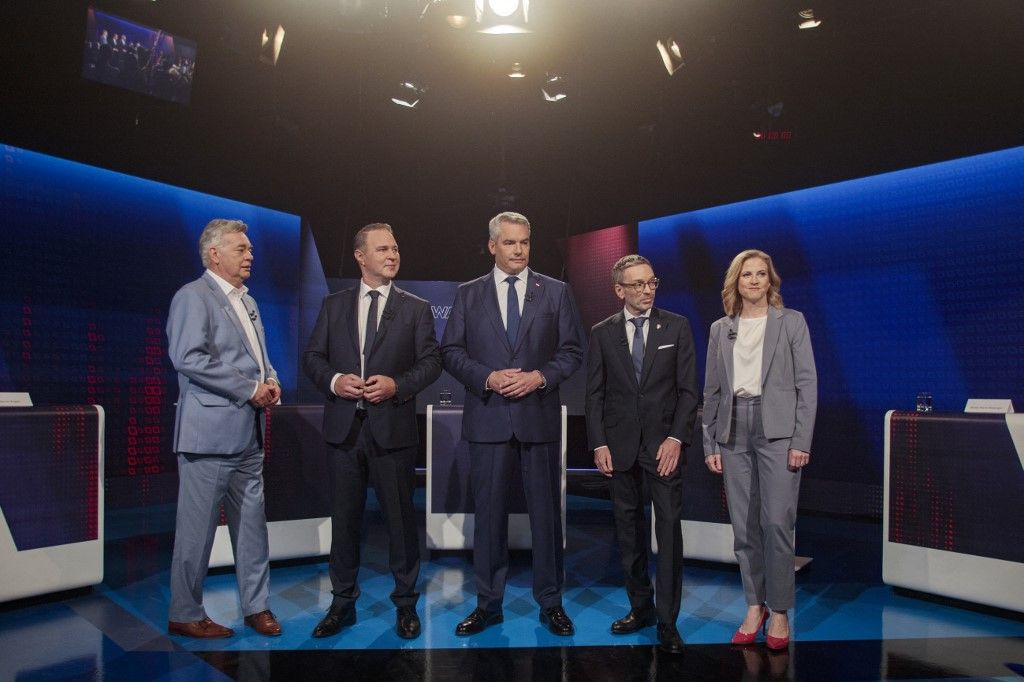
166;272;278;455
441;269;584;443
585;307;699;469
303;284;441;449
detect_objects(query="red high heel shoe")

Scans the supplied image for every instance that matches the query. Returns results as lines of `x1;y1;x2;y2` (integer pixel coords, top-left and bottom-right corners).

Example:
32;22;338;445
730;606;768;645
765;613;790;651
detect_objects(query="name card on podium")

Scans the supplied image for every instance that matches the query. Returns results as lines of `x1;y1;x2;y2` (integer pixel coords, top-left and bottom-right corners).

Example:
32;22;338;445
964;398;1015;414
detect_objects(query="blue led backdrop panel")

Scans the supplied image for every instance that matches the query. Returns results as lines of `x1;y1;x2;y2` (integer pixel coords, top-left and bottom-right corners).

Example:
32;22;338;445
0;143;303;509
641;146;1024;516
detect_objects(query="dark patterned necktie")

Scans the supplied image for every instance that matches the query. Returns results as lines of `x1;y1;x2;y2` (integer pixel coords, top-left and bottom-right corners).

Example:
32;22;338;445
363;290;380;377
631;317;646;383
506;276;520;346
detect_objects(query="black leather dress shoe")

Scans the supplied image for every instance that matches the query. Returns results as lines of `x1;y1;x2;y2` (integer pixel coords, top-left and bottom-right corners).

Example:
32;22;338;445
311;606;356;638
455;608;503;636
657;623;685;654
396;606;421;639
611;608;657;635
540;606;575;636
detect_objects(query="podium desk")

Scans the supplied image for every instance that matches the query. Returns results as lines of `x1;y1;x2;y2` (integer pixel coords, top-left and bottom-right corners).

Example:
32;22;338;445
0;405;104;602
883;410;1024;612
425;405;567;550
208;405;334;567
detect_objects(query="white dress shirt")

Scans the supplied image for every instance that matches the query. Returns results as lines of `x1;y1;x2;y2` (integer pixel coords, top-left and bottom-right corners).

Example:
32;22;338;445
493;266;529;331
623;309;650;354
331;280;392;396
206;270;265;399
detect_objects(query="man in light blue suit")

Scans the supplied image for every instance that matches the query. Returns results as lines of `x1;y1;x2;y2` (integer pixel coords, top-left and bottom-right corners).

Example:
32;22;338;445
165;219;283;639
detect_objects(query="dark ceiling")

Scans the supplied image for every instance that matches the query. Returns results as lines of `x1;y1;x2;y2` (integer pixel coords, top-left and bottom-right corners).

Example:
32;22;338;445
3;0;1023;281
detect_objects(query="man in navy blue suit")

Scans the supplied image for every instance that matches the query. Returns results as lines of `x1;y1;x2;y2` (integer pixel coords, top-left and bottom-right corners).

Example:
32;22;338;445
441;211;584;636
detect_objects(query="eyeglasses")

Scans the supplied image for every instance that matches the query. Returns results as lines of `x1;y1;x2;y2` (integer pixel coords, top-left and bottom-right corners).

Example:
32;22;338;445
619;278;660;293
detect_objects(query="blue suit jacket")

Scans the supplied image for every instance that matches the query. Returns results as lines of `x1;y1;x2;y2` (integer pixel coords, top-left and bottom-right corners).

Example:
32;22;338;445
441;269;584;443
302;284;441;448
166;272;278;455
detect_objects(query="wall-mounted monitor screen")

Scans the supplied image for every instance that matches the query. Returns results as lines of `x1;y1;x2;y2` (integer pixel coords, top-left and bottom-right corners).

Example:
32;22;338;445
81;6;197;105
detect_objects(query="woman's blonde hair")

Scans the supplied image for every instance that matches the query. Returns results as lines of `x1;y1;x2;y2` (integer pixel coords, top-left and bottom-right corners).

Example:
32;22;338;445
721;249;783;316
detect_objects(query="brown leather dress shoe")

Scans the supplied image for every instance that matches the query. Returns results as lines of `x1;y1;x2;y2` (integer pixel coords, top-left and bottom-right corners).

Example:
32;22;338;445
244;610;282;636
168;617;234;639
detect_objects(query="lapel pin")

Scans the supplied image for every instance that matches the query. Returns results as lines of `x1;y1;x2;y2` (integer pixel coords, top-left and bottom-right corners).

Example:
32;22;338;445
656;323;661;330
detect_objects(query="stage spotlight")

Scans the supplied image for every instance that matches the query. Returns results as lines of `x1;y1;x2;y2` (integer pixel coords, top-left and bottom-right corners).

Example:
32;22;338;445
541;73;567;102
259;24;285;66
508;62;526;78
656;38;685;76
475;0;531;34
391;81;426;108
441;0;472;28
798;9;822;29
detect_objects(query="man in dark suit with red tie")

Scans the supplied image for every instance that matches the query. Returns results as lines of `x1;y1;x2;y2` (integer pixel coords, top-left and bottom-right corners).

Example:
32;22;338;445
303;223;441;640
441;211;584;636
585;254;698;654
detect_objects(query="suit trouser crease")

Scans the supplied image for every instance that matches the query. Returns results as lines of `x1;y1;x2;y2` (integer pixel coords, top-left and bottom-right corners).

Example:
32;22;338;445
327;415;420;610
469;439;564;612
608;446;684;625
169;447;270;622
721;397;800;611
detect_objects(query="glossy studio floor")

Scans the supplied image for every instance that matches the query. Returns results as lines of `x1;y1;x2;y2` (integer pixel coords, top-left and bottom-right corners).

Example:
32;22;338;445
3;483;1024;682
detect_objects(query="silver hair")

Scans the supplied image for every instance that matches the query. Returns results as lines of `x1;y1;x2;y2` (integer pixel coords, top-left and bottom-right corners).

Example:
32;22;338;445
199;219;248;268
487;211;531;241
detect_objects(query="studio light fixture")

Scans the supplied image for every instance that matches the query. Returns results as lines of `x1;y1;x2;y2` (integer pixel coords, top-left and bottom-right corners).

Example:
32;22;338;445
508;62;526;78
541;73;567;102
391;81;426;108
259;24;285;66
798;9;822;29
656;38;685;76
420;0;472;29
475;0;531;34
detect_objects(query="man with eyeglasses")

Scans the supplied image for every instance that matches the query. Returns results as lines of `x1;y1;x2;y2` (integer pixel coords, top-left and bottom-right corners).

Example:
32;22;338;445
585;254;698;654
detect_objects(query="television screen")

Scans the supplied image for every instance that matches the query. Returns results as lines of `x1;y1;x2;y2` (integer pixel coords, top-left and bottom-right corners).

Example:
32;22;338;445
81;6;197;105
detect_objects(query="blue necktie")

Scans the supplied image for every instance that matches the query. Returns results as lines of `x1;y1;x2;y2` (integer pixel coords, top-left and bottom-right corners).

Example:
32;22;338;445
630;317;646;383
363;290;380;377
506;276;520;346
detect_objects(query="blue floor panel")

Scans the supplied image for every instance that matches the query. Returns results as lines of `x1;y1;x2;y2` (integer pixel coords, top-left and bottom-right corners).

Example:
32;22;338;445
3;494;1024;680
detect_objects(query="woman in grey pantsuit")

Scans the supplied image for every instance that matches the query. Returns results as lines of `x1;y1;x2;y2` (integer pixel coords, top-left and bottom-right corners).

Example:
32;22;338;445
703;249;817;651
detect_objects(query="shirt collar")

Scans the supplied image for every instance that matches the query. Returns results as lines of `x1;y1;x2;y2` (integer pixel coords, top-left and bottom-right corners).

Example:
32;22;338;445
493;266;530;286
360;279;392;299
624;308;651;322
206;269;247;297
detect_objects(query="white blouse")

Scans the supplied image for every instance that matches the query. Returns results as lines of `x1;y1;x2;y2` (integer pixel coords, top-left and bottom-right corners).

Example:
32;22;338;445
732;316;766;397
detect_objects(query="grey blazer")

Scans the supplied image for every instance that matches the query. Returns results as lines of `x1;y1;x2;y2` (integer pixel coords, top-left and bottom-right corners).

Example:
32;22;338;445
702;306;817;454
166;272;278;455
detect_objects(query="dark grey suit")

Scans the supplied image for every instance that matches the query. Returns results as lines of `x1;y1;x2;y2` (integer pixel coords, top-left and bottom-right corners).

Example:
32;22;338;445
702;306;817;610
303;284;441;609
586;307;698;625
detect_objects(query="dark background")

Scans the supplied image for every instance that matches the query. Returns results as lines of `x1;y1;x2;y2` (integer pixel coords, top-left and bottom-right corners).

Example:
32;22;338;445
3;0;1022;276
3;0;1024;518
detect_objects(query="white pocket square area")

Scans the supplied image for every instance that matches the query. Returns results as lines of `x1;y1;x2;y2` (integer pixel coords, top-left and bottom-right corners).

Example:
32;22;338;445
657;343;675;350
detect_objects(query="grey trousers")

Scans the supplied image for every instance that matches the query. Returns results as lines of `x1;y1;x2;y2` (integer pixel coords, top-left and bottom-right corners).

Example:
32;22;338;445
721;396;800;611
168;447;270;622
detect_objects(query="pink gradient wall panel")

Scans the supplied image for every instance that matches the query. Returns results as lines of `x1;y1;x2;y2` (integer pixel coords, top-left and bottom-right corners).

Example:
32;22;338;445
562;224;637;331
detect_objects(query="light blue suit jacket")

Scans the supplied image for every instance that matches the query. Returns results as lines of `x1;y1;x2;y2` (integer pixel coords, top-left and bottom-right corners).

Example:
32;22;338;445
702;306;817;454
167;272;278;455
